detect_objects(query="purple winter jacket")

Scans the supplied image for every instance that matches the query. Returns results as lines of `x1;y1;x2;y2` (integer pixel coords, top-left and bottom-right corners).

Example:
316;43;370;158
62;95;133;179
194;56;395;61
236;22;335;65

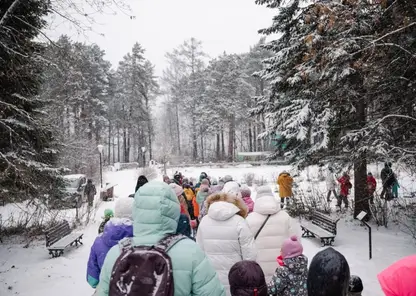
86;218;133;288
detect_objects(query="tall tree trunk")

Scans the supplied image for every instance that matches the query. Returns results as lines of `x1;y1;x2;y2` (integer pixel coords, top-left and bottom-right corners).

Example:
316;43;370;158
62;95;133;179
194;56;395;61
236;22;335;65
117;122;120;162
248;124;253;152
353;98;370;220
253;124;257;152
175;104;181;154
126;129;131;163
192;115;198;161
123;126;128;163
257;125;262;152
228;116;235;162
216;133;220;161
108;121;111;165
200;130;204;163
148;123;153;160
221;128;225;160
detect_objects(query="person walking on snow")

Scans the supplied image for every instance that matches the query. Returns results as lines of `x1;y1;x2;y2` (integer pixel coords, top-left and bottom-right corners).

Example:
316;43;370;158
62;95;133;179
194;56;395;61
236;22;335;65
228;261;268;296
326;167;337;202
196;192;257;295
367;172;377;204
337;173;352;211
84;179;97;207
277;171;294;209
377;254;416;296
169;183;193;238
98;209;114;234
86;198;134;289
268;236;308;296
307;247;350;296
97;181;225;296
380;162;396;200
246;186;300;281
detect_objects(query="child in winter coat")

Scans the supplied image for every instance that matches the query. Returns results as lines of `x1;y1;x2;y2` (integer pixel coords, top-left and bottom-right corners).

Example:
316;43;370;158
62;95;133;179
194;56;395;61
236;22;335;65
229;260;268;296
169;183;192;238
268;236;308;296
337;173;352;210
348;275;363;296
98;209;114;234
367;172;377;204
307;247;350;296
241;187;254;213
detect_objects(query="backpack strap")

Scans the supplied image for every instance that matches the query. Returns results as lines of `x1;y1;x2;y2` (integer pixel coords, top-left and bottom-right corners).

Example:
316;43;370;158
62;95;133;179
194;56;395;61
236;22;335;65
118;237;133;252
254;215;271;240
156;234;187;252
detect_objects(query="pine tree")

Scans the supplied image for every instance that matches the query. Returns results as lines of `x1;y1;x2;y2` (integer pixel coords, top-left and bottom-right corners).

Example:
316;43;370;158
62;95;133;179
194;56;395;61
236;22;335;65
0;0;64;201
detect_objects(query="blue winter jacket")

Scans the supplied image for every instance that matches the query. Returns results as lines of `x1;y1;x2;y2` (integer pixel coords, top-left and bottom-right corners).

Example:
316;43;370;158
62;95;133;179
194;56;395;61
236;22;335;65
86;219;133;288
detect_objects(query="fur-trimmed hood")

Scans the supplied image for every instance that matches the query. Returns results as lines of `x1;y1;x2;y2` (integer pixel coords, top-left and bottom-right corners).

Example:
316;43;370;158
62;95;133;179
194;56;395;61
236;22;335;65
206;193;248;220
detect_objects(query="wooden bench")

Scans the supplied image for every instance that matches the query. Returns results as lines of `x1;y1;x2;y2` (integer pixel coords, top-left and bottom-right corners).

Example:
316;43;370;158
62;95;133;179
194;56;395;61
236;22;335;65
300;211;339;246
100;183;117;201
45;220;83;258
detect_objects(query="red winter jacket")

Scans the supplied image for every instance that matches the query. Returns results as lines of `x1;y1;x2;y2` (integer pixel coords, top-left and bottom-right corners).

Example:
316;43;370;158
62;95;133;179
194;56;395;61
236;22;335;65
338;176;352;196
367;175;377;194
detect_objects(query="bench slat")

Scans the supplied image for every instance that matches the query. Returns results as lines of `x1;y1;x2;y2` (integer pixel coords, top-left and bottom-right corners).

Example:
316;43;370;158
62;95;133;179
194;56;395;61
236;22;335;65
48;232;83;249
301;222;335;238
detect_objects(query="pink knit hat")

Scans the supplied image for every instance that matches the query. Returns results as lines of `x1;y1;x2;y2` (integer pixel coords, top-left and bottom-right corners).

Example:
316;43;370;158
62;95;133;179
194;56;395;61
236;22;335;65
169;183;184;197
281;235;303;259
240;187;251;198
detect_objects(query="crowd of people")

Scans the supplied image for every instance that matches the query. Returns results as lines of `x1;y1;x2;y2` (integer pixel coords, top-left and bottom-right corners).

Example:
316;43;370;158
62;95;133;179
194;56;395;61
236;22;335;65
85;170;414;296
325;162;400;211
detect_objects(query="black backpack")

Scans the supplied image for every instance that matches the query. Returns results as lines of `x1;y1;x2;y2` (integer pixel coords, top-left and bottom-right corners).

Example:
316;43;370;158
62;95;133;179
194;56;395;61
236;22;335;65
109;234;186;296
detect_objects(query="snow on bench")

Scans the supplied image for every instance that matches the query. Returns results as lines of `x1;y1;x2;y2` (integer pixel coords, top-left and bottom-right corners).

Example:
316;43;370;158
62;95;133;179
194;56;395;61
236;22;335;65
300;211;339;247
45;220;83;258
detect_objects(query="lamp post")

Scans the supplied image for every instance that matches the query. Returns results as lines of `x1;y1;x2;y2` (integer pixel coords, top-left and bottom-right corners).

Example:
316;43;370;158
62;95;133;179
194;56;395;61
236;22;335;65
97;144;104;188
141;146;146;167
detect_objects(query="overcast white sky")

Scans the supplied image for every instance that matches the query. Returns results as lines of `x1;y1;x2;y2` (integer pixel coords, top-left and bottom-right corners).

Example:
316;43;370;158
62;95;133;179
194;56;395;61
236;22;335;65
49;0;276;76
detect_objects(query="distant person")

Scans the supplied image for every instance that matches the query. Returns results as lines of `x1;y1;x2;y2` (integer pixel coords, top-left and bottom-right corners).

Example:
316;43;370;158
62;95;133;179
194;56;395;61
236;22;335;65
277;171;294;209
196;193;257;294
228;261;268;296
240;186;254;213
135;175;148;193
98;209;114;234
380;162;396;200
367;172;377;204
97;181;225;296
307;247;350;296
163;175;171;184
246;186;299;281
378;254;416;296
86;198;133;290
348;275;364;296
268;236;308;296
392;173;400;199
337;173;352;211
326;167;337;202
173;171;183;185
170;183;192;238
195;172;209;190
84;179;97;207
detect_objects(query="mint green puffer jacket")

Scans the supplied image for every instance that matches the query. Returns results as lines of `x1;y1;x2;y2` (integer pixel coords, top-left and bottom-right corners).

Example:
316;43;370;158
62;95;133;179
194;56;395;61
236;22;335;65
97;181;225;296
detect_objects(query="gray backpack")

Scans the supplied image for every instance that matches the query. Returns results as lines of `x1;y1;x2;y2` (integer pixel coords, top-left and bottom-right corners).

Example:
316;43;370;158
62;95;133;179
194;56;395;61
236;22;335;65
109;234;186;296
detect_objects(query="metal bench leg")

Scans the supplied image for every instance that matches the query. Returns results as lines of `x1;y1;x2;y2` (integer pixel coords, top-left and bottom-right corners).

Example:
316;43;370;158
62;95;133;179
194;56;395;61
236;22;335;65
321;238;335;247
302;228;315;238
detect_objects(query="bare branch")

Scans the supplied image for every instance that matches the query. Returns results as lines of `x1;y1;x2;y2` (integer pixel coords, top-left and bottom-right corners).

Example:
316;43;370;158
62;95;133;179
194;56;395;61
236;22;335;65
0;0;22;27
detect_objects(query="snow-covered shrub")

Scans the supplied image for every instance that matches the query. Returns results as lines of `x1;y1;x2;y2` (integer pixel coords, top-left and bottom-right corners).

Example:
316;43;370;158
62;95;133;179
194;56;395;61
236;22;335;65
243;173;255;186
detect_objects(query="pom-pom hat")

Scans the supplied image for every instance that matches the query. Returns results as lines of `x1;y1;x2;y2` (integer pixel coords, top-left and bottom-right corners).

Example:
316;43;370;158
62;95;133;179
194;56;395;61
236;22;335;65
281;235;303;259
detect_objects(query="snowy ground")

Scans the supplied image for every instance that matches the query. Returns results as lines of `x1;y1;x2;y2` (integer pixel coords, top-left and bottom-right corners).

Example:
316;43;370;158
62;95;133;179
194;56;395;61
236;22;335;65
0;165;415;295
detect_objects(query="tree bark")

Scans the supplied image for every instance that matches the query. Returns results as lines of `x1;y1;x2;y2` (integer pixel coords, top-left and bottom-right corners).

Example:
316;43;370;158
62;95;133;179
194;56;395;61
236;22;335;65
353;98;370;220
228;116;235;162
108;121;111;165
200;130;204;163
175;104;181;154
221;128;225;160
117;122;120;162
192;116;198;161
248;124;253;152
216;133;220;161
253;124;257;152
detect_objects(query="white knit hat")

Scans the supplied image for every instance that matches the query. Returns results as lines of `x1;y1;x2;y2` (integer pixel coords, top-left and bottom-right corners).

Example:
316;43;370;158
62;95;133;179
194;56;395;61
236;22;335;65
114;197;134;219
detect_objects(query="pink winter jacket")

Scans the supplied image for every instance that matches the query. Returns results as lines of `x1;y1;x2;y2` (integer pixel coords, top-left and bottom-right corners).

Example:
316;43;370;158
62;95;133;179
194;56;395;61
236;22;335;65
242;196;254;213
377;255;416;296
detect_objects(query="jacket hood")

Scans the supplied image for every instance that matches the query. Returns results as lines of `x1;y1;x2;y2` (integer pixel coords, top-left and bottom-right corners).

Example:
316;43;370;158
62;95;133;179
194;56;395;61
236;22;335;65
283;255;308;275
101;218;133;247
254;192;280;215
133;181;180;240
206;193;248;219
307;247;350;296
207;201;241;221
222;181;242;199
377;255;416;296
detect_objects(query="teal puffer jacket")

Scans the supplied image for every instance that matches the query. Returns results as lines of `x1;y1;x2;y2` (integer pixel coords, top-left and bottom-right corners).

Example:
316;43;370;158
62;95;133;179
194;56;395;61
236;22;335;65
97;181;225;296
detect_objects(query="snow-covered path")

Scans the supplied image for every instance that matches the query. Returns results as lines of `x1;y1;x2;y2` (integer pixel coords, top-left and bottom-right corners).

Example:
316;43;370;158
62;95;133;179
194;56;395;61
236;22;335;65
0;166;415;296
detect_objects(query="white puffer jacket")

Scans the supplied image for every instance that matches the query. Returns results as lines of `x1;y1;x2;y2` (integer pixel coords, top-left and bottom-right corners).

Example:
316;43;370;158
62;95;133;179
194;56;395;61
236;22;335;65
326;171;337;191
196;201;257;295
246;189;300;282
